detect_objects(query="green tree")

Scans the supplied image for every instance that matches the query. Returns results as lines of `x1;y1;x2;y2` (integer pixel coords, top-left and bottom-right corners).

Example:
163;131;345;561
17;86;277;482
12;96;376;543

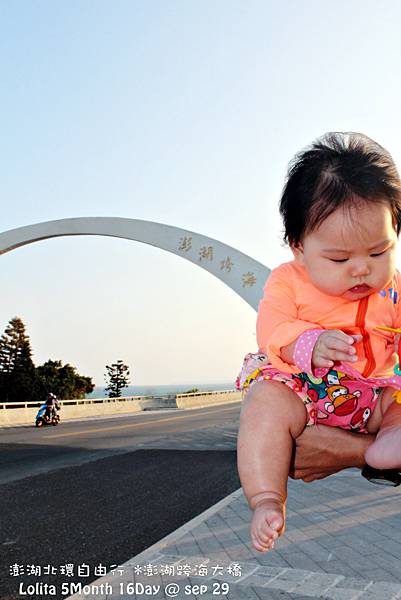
0;316;95;402
36;359;94;400
0;317;36;402
104;360;130;398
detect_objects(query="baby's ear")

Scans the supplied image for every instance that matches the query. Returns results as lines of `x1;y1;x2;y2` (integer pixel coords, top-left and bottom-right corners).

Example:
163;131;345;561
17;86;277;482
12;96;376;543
291;242;305;265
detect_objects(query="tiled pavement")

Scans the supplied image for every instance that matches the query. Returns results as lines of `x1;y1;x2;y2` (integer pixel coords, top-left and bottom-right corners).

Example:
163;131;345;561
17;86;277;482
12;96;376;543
69;467;401;600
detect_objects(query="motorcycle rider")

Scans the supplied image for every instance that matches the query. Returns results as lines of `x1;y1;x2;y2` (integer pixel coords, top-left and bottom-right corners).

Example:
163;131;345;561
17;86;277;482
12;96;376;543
45;392;60;422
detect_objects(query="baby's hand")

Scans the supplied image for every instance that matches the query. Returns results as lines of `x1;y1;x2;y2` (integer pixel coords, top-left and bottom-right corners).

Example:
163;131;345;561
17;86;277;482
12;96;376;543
312;331;362;369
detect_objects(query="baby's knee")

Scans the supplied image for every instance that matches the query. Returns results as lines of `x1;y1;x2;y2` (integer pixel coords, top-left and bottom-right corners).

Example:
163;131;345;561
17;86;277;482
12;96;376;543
242;380;291;409
241;380;307;430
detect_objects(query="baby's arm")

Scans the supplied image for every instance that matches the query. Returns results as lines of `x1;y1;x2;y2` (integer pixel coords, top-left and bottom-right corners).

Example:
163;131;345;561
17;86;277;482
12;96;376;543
280;331;361;370
257;266;322;370
258;266;362;372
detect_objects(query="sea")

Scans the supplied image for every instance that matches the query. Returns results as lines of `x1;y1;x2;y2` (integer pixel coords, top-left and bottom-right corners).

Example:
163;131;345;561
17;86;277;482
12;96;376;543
85;382;235;399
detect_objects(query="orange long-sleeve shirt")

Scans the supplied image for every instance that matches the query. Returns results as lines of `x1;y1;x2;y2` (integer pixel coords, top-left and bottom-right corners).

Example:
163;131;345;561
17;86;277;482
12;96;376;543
256;261;401;377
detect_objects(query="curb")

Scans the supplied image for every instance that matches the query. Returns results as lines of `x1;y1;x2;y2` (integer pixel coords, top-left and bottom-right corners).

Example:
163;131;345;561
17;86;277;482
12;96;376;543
67;488;244;599
125;487;244;565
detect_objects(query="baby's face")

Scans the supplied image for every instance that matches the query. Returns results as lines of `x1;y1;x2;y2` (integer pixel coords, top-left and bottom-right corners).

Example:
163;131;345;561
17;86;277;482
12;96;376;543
292;201;398;300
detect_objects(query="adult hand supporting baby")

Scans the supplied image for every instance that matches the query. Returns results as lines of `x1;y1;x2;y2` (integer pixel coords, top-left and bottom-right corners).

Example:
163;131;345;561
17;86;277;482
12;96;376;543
289;424;375;482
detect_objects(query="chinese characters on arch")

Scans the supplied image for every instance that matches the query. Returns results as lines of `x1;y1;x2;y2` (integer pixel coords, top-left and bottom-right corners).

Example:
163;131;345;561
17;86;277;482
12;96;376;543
178;236;257;288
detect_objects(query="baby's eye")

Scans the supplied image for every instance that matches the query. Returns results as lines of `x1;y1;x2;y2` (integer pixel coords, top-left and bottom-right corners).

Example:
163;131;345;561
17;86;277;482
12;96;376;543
370;249;387;257
329;258;348;263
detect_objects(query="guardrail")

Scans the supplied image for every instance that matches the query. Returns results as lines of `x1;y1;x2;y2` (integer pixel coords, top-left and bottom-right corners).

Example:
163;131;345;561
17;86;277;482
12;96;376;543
175;389;240;408
0;396;164;410
0;389;241;426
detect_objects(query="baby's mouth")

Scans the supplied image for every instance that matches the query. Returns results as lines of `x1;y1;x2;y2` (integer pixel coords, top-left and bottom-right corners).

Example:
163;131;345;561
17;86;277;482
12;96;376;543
349;284;371;294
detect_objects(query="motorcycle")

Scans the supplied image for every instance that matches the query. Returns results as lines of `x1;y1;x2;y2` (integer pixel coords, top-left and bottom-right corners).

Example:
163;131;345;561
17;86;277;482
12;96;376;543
35;403;60;427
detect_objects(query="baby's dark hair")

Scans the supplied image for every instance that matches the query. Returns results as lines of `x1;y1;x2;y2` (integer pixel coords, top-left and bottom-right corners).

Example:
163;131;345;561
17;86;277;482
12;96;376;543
280;132;401;246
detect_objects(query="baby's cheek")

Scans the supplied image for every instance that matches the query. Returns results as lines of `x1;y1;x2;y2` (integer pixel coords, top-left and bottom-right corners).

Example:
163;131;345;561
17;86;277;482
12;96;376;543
318;278;344;297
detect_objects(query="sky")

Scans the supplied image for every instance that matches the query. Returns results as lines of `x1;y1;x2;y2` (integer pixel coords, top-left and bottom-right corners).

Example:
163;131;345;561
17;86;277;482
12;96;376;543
2;0;401;387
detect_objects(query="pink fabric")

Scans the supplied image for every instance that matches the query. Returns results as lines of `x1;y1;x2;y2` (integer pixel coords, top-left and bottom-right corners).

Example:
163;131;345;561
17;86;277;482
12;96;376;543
328;361;401;389
293;329;326;375
237;352;382;433
239;262;401;432
288;327;401;390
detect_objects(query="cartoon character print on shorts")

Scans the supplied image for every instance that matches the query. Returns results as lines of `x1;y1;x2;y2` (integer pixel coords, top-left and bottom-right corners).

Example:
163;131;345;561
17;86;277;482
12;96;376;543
297;369;377;432
236;354;379;433
236;352;269;391
292;372;328;403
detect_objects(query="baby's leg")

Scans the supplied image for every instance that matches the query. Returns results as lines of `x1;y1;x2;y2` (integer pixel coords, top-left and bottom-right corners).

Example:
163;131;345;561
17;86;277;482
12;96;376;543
365;388;401;470
237;380;308;552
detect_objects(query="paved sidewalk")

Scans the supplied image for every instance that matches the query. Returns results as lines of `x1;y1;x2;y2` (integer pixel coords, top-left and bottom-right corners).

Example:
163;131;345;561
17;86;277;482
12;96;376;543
69;468;401;600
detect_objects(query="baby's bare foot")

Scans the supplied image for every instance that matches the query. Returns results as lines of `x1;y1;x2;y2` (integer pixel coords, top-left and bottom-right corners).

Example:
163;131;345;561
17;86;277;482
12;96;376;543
250;492;285;552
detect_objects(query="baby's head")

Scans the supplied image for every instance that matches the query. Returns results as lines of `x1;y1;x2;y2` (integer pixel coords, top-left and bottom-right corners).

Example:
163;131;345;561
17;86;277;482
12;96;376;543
280;132;401;299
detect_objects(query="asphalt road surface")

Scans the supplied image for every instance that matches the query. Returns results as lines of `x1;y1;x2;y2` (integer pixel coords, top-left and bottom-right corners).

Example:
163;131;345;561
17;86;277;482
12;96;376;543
0;404;241;600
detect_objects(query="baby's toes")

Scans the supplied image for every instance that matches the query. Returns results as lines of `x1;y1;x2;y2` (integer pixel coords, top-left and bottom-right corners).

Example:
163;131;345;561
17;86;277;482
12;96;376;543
251;523;269;550
250;498;286;552
269;514;284;536
252;531;274;552
256;524;278;550
260;520;279;542
251;534;265;552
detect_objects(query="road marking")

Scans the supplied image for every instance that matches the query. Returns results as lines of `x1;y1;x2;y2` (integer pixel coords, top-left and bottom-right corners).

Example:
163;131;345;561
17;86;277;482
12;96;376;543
46;405;239;439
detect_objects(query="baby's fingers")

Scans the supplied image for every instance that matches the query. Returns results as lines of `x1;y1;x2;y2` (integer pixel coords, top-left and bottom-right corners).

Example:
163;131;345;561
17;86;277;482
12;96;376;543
326;330;358;347
326;349;358;363
326;337;357;355
314;349;356;368
313;330;360;368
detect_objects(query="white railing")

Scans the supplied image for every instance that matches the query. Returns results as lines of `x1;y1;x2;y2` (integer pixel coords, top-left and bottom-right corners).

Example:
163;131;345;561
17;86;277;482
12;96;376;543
0;389;241;427
0;389;236;410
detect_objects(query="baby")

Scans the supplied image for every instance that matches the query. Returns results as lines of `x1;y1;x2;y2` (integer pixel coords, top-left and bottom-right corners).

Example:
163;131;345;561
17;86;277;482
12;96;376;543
237;132;401;552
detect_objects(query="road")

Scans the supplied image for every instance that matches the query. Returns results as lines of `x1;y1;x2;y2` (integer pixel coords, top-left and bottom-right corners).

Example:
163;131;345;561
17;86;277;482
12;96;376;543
0;403;240;484
0;403;241;600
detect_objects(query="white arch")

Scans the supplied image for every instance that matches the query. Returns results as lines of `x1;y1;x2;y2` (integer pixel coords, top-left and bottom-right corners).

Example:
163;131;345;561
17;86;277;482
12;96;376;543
0;217;270;310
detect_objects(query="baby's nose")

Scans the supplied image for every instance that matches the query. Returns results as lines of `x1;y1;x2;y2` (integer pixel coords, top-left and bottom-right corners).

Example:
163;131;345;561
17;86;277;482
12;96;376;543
350;261;370;276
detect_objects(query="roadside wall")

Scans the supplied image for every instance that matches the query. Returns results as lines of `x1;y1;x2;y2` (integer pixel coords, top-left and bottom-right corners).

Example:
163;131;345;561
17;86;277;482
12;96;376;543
0;390;241;427
176;391;241;408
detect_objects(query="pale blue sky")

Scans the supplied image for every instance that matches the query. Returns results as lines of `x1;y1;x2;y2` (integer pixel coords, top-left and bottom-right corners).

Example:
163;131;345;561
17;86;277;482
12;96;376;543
2;1;401;386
